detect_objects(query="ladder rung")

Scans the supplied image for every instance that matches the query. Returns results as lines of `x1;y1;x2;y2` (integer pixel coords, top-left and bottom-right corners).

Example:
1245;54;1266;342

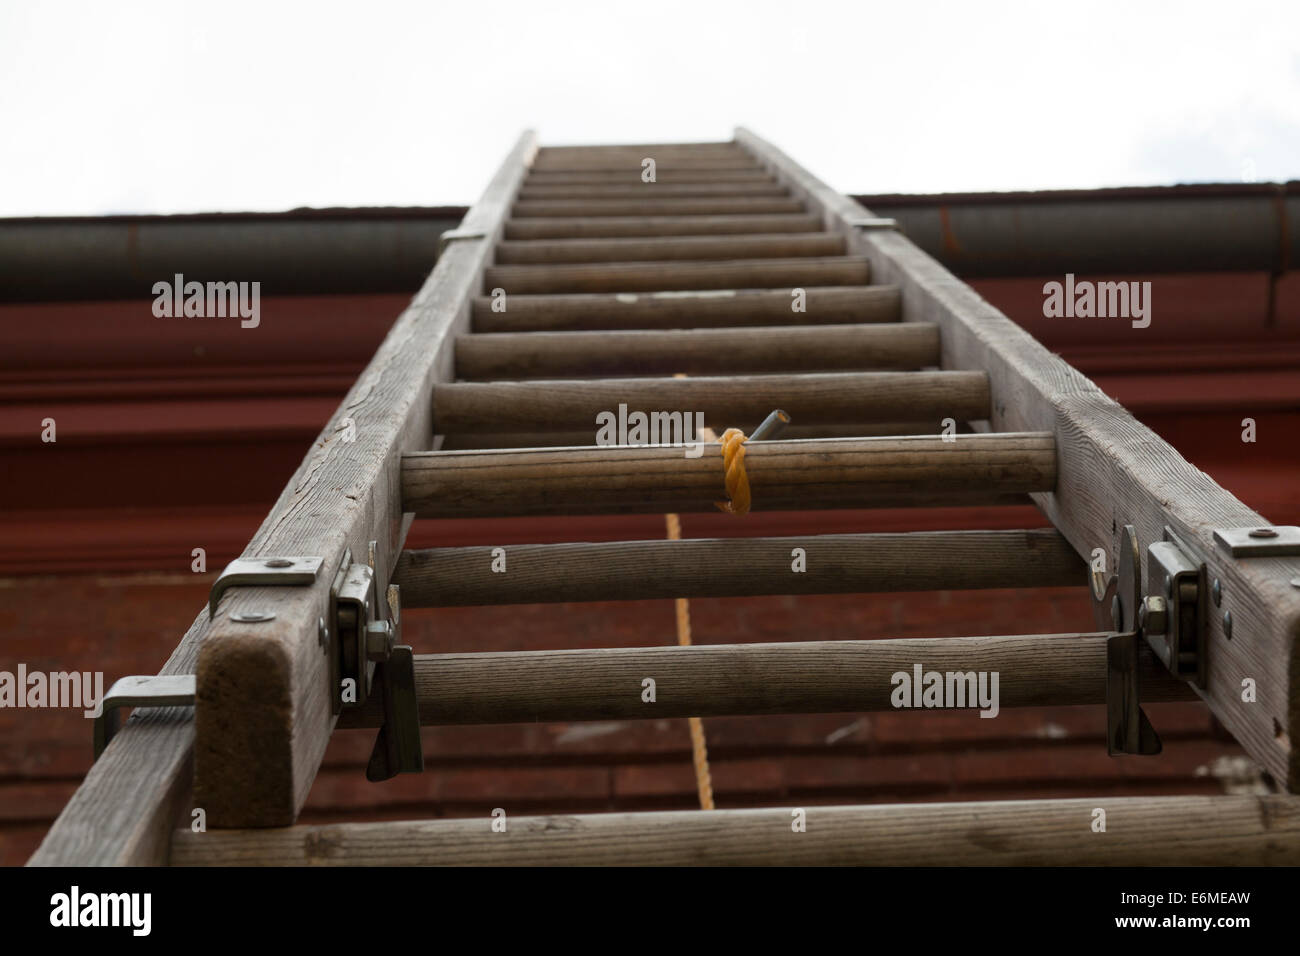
493;232;844;265
530;158;761;172
335;634;1193;729
392;529;1084;606
401;432;1047;518
433;370;988;433
537;142;743;154
472;286;900;332
525;169;777;185
437;421;961;449
485;256;869;295
503;213;824;239
517;182;790;200
454;323;938;379
513;197;805;217
173;796;1286;867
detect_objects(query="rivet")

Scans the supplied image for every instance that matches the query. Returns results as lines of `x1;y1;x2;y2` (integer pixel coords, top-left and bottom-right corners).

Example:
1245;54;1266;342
264;558;294;568
231;611;275;623
1249;527;1278;539
1212;578;1222;607
318;616;329;648
1222;610;1233;640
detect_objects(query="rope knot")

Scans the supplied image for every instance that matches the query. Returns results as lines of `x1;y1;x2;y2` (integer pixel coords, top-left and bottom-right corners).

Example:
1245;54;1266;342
715;427;751;516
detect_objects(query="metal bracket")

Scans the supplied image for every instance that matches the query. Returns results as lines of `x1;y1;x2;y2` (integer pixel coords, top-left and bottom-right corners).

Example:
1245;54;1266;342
205;545;421;780
1104;524;1163;755
846;217;901;232
1147;531;1208;687
208;556;323;619
93;675;196;760
1092;524;1211;756
1213;525;1300;557
437;228;487;256
328;545;424;780
329;548;376;714
1106;631;1162;756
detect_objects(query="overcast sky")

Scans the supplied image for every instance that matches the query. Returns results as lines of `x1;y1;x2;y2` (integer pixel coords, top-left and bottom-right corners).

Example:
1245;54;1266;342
2;0;1298;217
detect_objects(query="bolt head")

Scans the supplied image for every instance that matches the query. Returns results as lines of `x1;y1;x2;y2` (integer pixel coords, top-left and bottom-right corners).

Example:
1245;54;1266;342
1223;610;1234;640
1139;595;1168;635
1212;578;1222;607
365;620;394;661
1249;527;1279;539
231;610;275;623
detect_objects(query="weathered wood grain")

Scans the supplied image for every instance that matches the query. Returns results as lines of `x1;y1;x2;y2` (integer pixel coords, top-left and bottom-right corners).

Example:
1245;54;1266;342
535;142;743;155
432;370;988;432
529;158;760;173
332;633;1194;728
525;169;777;185
493;232;843;264
503;214;823;239
517;182;790;200
400;433;1054;518
472;286;900;332
436;421;965;449
485;256;868;294
512;197;804;217
454;323;937;379
171;796;1300;866
392;528;1083;606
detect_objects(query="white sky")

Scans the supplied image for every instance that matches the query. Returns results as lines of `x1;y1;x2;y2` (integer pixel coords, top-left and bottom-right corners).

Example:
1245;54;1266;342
2;0;1298;217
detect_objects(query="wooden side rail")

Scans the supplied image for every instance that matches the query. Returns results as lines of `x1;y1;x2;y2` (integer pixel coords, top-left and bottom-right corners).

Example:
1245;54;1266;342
30;134;543;853
734;126;1300;788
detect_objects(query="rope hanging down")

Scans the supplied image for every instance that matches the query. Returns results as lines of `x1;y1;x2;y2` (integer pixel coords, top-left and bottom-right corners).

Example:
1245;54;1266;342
664;511;715;811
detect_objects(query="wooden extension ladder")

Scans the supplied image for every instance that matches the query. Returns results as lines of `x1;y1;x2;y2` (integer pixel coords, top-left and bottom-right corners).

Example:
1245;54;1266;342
32;130;1300;866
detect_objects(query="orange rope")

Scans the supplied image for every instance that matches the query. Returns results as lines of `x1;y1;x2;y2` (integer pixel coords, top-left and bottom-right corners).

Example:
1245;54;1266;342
715;426;751;516
664;511;715;811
